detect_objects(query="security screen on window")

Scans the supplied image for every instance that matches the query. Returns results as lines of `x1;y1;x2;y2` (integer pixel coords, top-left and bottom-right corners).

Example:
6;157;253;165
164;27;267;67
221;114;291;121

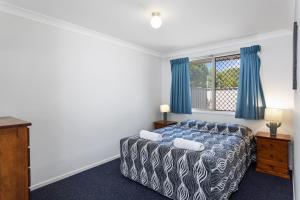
190;54;240;112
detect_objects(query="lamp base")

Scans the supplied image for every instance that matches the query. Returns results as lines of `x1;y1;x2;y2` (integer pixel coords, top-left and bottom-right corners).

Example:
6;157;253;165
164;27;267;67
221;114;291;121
269;126;277;137
163;112;167;122
267;122;281;137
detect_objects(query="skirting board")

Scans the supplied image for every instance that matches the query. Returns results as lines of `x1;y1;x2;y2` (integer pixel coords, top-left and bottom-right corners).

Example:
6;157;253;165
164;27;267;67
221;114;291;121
293;171;296;200
30;154;120;191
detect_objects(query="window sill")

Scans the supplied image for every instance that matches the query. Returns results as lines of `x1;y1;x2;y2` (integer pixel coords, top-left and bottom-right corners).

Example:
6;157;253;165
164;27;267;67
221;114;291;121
192;109;235;116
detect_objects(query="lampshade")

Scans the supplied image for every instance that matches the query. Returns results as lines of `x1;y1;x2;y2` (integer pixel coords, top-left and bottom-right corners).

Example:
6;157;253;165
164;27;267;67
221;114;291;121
160;104;170;113
264;108;283;122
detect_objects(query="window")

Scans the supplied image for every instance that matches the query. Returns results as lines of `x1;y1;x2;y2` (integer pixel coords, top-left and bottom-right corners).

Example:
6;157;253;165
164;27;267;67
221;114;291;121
190;54;240;112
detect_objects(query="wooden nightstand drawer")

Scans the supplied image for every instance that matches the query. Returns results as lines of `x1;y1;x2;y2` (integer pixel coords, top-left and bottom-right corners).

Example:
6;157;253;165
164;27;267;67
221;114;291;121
256;159;289;179
153;120;177;129
257;139;288;163
155;124;166;129
255;132;290;179
257;139;287;153
257;150;288;163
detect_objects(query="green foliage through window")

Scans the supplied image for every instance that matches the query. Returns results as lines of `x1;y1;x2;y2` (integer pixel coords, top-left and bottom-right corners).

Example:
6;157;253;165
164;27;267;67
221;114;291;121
215;67;239;89
190;54;240;111
190;63;210;88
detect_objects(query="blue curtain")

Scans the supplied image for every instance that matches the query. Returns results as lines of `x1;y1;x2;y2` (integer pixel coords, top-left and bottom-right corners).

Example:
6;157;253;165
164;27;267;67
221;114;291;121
170;57;192;114
235;45;266;119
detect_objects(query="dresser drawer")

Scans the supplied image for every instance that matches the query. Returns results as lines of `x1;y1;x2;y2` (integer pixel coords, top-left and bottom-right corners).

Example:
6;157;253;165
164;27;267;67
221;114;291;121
257;141;288;163
256;158;289;178
257;138;288;152
153;121;177;129
154;124;165;129
258;151;288;163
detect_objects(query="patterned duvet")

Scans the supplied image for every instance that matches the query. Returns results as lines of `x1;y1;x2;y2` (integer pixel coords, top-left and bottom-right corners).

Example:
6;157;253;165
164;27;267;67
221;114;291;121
120;120;255;200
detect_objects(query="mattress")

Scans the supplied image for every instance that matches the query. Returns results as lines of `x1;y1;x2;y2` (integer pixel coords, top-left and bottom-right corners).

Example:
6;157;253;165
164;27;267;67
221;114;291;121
120;120;255;200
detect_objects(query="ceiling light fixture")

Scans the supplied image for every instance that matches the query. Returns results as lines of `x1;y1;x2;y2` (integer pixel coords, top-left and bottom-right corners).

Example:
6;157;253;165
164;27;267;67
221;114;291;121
151;12;162;29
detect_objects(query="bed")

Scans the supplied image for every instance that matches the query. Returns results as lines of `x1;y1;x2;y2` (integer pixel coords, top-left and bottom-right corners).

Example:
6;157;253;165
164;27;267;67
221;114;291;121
120;120;255;200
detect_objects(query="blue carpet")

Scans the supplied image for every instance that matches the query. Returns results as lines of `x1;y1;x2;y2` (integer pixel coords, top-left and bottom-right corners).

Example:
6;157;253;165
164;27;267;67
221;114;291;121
31;159;293;200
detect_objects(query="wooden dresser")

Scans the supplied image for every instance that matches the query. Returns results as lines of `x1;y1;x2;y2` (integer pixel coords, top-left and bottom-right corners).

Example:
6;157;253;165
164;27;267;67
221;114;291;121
256;132;290;179
0;117;31;200
153;120;177;129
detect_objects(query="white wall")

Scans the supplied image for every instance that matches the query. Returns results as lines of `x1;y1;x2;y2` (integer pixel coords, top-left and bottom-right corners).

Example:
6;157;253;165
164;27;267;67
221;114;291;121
0;11;161;188
161;33;294;168
294;0;300;199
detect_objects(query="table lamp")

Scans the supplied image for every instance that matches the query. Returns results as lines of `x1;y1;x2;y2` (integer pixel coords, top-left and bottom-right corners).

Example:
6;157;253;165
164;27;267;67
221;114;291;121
160;104;170;122
264;108;283;137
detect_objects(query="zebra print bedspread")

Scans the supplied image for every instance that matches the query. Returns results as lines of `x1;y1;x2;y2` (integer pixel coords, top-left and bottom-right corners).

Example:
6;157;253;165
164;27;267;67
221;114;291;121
120;120;255;200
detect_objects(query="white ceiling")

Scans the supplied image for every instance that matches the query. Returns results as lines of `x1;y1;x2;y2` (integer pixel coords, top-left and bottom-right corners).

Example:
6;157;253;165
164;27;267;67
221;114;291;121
1;0;294;54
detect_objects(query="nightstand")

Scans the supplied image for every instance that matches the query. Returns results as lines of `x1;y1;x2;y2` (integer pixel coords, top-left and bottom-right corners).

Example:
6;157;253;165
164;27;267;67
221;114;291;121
153;120;177;129
256;132;291;179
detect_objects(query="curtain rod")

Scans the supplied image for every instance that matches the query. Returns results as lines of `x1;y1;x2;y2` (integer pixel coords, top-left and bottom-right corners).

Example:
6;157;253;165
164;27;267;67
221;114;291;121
189;50;240;62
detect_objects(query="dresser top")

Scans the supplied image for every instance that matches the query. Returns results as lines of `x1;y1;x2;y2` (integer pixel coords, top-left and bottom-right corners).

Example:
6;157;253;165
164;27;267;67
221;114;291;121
0;117;31;129
255;131;291;141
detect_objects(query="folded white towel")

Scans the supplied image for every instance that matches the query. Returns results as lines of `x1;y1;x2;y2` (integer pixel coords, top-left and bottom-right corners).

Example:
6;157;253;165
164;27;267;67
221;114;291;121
173;138;205;151
140;130;163;142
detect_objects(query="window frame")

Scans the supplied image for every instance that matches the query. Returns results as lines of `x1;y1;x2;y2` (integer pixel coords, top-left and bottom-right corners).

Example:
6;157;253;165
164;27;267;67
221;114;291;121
190;53;240;113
